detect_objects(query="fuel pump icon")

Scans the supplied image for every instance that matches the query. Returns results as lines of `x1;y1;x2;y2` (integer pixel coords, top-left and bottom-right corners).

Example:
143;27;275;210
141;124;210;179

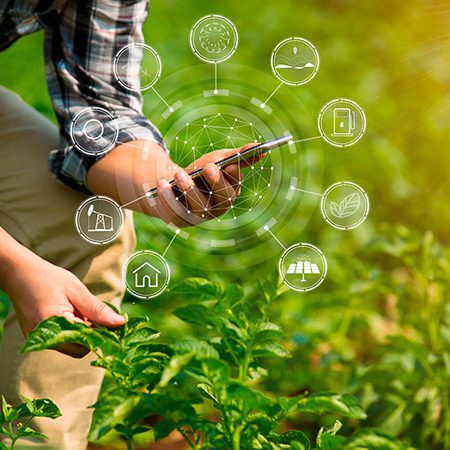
332;107;356;137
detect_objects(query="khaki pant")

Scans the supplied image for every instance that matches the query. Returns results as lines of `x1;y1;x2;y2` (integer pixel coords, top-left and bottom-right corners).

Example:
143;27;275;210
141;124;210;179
0;87;136;449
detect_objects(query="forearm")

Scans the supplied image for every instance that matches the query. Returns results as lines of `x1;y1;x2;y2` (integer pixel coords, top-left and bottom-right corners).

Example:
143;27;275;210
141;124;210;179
86;140;180;215
0;227;37;295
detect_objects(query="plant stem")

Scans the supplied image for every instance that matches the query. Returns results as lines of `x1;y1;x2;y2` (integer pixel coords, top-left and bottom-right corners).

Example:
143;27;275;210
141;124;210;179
8;422;16;450
239;349;250;383
222;336;240;368
232;425;242;450
125;433;134;450
177;428;196;449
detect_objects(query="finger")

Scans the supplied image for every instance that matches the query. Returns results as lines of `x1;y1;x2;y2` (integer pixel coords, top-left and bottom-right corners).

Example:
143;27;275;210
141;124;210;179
70;289;125;328
223;163;243;187
157;179;203;227
174;171;211;218
202;164;239;215
184;143;259;173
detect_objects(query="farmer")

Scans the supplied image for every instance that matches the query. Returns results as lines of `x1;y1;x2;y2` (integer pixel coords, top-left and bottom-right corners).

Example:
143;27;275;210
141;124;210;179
0;2;248;448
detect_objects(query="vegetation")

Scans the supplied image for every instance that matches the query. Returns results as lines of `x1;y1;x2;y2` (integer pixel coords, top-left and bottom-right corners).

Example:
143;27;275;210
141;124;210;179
0;395;61;449
23;276;426;450
0;0;448;449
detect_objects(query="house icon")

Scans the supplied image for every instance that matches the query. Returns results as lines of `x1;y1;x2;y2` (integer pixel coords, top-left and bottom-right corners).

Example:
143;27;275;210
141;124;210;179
132;262;161;288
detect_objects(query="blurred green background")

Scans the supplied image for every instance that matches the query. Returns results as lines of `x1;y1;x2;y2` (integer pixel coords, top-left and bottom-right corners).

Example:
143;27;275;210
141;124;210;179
0;0;449;448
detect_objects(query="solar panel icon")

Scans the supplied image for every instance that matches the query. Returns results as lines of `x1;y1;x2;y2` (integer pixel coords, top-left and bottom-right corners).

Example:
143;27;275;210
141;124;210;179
286;259;321;282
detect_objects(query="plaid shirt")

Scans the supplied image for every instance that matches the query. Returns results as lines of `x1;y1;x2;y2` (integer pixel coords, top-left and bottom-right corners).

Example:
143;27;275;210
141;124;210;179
0;0;165;193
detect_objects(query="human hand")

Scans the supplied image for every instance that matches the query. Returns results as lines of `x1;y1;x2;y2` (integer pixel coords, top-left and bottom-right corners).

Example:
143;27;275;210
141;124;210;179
155;143;261;227
4;252;125;357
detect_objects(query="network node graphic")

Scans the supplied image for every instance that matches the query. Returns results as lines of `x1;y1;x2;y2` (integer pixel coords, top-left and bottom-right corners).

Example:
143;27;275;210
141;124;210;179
70;107;119;156
321;181;369;230
75;196;124;245
169;113;272;221
190;15;238;63
123;250;170;299
279;243;327;292
72;14;371;286
271;37;319;86
318;98;366;147
114;43;162;91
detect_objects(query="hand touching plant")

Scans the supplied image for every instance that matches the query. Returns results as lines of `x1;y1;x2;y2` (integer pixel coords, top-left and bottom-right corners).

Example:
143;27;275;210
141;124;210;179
21;276;415;450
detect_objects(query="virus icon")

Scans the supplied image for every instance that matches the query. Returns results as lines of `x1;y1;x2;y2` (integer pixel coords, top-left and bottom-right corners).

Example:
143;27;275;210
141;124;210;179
199;22;231;54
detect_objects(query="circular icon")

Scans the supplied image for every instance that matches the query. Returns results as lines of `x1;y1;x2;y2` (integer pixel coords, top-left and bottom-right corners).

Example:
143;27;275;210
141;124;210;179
279;243;327;292
318;98;367;147
114;43;162;91
75;196;124;245
190;14;238;64
70;107;119;156
321;181;369;230
123;251;170;299
271;37;319;86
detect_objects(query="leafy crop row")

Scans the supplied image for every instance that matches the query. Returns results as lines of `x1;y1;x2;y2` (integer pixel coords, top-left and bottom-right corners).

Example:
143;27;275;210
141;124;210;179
20;276;417;450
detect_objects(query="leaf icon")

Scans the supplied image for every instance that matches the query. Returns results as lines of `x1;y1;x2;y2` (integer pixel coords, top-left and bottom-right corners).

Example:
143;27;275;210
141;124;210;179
329;193;360;218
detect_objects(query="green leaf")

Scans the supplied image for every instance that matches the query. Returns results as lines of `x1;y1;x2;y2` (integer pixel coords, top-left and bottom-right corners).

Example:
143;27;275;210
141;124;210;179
316;420;343;448
127;393;192;424
28;398;61;419
344;429;409;449
158;353;193;387
130;343;173;360
124;326;160;347
276;430;310;449
245;413;278;435
171;278;225;300
8;398;61;421
115;423;150;437
197;383;218;402
21;316;88;353
154;419;177;441
254;322;284;343
216;317;244;340
173;304;214;326
200;359;231;384
224;284;244;304
16;426;47;440
18;394;34;414
295;393;367;420
387;336;436;369
317;434;347;449
226;383;273;412
253;342;291;358
89;388;141;441
174;339;220;359
291;441;310;450
1;396;9;422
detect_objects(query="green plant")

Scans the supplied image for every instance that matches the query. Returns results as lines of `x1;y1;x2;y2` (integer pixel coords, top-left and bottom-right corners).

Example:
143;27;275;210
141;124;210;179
22;313;174;449
155;276;414;450
356;227;450;449
0;395;61;449
22;276;415;450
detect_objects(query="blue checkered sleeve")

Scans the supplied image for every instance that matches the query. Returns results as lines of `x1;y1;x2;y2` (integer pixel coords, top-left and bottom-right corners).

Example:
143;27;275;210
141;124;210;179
0;0;165;194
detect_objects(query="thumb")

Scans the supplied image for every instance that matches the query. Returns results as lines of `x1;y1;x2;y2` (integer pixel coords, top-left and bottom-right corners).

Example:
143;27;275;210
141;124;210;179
72;291;125;327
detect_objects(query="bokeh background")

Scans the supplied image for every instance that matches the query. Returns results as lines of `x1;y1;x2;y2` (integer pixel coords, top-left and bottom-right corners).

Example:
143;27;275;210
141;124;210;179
0;0;449;448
